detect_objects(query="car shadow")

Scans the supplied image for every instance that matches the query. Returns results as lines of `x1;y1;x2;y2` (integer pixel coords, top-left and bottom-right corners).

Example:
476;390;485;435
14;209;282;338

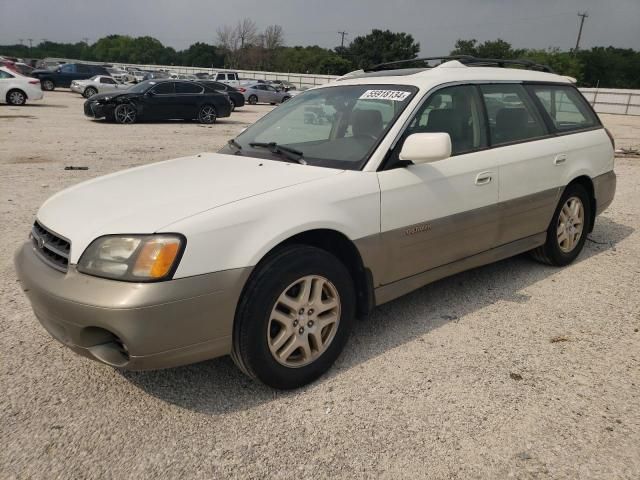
121;215;633;415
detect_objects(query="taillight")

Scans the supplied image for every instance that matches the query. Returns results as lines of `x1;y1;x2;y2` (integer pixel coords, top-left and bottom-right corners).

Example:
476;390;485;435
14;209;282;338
29;80;40;85
237;87;246;93
605;128;615;150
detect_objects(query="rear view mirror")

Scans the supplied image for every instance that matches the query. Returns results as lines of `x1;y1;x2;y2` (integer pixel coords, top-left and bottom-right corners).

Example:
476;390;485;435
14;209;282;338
399;133;452;164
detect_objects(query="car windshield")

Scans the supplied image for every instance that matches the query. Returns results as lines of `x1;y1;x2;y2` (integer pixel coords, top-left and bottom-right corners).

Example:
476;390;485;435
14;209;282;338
229;84;417;170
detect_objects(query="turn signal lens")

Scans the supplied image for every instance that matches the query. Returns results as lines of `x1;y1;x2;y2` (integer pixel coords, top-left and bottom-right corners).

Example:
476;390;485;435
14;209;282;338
133;238;181;278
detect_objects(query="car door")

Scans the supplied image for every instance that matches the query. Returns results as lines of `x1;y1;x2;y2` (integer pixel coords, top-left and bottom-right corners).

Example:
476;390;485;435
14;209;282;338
175;81;204;119
264;85;280;103
142;81;175;119
377;84;501;285
478;84;564;245
0;69;13;99
57;64;78;87
99;76;118;93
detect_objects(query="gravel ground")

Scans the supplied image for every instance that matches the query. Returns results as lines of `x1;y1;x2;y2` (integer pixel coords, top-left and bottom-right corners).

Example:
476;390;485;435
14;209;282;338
1;92;639;479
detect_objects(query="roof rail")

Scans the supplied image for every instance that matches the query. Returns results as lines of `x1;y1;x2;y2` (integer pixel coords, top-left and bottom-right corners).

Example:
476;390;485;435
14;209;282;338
366;55;555;74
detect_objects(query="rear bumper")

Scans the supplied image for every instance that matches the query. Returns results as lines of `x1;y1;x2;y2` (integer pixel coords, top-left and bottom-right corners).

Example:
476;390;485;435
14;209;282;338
593;170;616;216
14;242;251;370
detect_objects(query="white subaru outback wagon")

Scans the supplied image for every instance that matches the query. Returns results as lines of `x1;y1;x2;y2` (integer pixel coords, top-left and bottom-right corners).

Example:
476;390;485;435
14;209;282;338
15;57;616;389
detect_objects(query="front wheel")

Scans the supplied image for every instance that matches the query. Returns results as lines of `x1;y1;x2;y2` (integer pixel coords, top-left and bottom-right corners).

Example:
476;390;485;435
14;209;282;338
531;183;591;266
232;245;355;389
41;79;55;91
198;104;217;124
83;87;97;98
113;103;137;124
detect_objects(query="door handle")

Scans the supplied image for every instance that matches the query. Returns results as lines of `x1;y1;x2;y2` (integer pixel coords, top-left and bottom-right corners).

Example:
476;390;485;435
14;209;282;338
475;171;493;186
554;154;568;165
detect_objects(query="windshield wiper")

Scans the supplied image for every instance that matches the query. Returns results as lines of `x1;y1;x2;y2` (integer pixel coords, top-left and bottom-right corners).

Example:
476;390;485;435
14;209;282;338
249;142;307;165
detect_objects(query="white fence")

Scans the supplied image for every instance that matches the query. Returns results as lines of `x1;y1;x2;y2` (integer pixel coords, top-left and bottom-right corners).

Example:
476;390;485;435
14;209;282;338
579;88;640;116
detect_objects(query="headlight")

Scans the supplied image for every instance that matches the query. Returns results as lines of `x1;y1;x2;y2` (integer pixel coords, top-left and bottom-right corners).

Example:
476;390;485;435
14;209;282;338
77;234;185;282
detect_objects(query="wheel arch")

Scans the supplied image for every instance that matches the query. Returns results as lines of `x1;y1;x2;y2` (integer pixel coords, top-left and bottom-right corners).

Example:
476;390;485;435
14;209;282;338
242;228;375;319
565;175;596;232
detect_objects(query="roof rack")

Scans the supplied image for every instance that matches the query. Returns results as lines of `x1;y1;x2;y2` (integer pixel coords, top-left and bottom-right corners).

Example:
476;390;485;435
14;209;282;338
366;55;555;74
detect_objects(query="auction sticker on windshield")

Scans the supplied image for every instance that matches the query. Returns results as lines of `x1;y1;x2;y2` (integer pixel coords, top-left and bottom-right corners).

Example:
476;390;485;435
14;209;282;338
359;90;411;101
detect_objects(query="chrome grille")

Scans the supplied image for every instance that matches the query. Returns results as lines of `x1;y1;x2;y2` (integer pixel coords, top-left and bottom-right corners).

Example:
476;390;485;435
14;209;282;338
31;221;71;272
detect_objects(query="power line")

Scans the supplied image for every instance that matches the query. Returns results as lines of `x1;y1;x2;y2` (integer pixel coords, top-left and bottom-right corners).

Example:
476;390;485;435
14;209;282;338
338;31;348;48
574;11;589;54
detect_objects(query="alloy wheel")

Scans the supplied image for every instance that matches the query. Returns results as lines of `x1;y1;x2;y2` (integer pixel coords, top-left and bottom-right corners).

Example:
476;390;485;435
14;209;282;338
115;104;136;124
557;196;584;253
267;275;341;368
199;105;216;124
8;91;25;105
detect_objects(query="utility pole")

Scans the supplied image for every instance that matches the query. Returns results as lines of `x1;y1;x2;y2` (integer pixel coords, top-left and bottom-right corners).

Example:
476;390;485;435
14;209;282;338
82;37;89;45
338;31;348;48
19;38;24;45
27;38;33;54
574;12;589;54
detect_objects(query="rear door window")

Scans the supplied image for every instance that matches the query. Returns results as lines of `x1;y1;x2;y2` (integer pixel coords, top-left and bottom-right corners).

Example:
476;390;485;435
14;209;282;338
529;85;599;132
100;77;116;84
480;84;548;145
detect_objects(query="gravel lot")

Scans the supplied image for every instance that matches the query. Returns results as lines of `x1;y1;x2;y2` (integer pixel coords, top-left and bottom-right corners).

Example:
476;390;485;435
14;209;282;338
1;91;639;479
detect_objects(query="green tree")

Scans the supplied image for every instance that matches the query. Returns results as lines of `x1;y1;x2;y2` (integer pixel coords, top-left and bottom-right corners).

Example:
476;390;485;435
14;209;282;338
347;29;420;69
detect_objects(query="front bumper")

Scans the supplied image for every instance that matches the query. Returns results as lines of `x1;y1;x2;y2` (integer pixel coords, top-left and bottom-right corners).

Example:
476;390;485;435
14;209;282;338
84;100;107;118
14;242;251;370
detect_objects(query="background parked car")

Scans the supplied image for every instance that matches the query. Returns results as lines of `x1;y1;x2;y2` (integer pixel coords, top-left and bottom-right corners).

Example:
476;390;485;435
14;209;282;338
31;63;110;91
210;71;240;87
84;79;232;124
197;80;245;111
1;60;35;77
268;80;297;91
142;71;170;81
239;82;295;105
71;75;130;98
106;67;134;83
0;66;43;105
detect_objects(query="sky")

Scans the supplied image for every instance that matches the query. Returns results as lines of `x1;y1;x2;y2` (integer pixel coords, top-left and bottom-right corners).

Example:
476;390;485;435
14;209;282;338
1;0;638;53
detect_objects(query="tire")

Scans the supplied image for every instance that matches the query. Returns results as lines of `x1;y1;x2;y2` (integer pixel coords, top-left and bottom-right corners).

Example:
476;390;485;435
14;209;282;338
198;104;217;124
6;89;26;106
113;103;137;124
83;87;98;99
232;245;355;389
41;79;55;91
229;99;235;112
282;96;291;102
248;95;258;105
531;183;591;266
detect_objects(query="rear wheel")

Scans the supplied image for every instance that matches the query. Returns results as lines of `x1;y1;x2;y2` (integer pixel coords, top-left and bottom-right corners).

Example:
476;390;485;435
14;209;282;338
531;183;591;266
41;79;55;91
198;104;217;124
113;103;137;124
248;95;258;105
7;89;26;105
232;245;355;389
229;99;235;112
83;87;97;98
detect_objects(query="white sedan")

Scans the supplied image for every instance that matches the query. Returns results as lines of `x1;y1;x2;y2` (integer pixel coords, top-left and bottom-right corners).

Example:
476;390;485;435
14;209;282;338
0;66;43;105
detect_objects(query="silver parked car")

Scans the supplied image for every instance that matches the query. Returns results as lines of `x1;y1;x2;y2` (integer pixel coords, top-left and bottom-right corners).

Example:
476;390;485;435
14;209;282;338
70;75;129;98
240;82;296;105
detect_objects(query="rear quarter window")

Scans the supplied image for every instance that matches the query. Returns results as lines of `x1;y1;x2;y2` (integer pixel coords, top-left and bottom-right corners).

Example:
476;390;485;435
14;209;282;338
529;85;599;132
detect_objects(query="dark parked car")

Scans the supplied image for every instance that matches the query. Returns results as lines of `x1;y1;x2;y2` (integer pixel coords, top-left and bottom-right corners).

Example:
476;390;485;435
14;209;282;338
84;79;232;124
197;81;245;111
31;63;110;90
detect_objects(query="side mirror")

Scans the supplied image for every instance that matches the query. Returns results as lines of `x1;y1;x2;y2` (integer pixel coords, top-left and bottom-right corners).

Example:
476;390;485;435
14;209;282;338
399;133;452;164
146;90;155;96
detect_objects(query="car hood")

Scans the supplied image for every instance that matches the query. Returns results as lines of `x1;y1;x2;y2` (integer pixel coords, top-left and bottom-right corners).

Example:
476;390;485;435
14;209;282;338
88;91;132;102
36;153;344;263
